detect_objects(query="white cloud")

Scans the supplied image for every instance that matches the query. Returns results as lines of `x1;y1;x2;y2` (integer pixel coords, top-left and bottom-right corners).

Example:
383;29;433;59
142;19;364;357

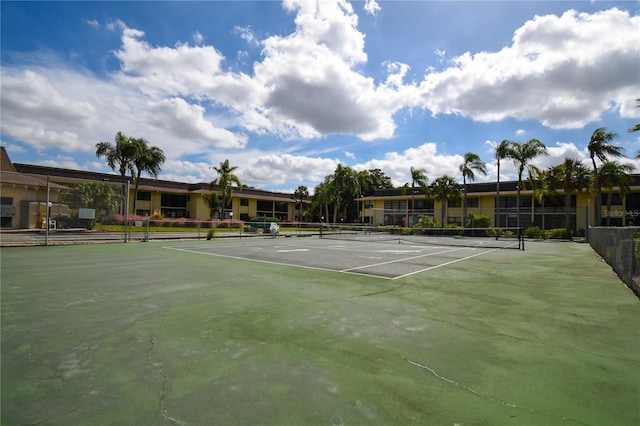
193;31;204;45
234;26;259;47
146;98;248;149
114;27;225;98
417;8;640;129
242;154;339;187
363;0;381;16
253;0;408;140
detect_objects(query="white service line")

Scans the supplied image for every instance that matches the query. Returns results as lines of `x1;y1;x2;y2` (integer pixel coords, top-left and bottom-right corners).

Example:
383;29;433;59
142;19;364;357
340;247;464;273
393;247;502;280
163;246;396;280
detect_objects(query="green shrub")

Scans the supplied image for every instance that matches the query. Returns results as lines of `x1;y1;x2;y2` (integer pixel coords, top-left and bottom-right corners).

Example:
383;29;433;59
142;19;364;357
206;228;215;240
524;226;544;238
466;213;491;228
545;228;573;239
414;215;440;229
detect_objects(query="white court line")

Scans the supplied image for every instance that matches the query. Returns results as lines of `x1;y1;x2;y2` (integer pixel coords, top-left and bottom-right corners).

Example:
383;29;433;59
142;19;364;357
163;246;395;280
340;247;465;273
164;243;503;281
393;247;502;280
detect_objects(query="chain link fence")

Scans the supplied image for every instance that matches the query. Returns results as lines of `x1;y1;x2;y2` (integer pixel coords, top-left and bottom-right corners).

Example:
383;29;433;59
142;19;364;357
589;227;640;298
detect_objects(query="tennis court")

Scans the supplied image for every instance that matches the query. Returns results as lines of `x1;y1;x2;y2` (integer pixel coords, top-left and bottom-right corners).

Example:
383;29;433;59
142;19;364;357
166;233;521;280
1;236;639;425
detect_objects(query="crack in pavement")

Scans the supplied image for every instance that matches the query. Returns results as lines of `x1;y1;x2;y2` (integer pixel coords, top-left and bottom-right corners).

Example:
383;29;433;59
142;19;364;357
147;333;186;425
407;358;588;425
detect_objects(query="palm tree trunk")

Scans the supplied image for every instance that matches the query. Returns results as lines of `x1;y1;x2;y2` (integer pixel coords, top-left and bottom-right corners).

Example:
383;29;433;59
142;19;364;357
411;189;415;227
607;191;612;227
495;161;501;227
133;172;142;215
565;191;571;233
592;159;601;225
463;176;467;227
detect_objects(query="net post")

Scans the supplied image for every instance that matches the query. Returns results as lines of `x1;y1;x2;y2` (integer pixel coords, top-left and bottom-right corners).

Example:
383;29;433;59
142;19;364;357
319;222;323;238
520;227;525;251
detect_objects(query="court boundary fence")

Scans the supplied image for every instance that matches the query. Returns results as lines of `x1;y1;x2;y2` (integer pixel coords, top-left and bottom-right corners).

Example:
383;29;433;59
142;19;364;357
589;227;640;298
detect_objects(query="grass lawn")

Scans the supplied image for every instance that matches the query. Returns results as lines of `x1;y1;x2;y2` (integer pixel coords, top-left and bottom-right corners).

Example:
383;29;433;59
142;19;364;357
1;239;638;425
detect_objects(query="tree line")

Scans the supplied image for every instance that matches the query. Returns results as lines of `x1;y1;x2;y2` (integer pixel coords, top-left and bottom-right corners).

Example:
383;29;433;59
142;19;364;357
66;104;638;228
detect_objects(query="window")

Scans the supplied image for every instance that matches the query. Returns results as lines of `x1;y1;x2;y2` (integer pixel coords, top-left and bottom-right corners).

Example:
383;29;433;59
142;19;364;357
257;200;273;211
411;199;434;210
137;191;151;201
161;193;188;218
601;193;622;205
448;199;462;208
240;198;249;207
384;200;407;211
466;198;479;208
448;217;462;225
275;202;288;212
626;193;640;210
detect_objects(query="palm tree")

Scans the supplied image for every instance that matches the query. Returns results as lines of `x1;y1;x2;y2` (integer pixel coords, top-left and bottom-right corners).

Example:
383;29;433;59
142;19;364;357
210;159;241;219
546;158;592;234
599;161;634;226
367;168;394;192
312;181;332;223
130;138;165;214
588;128;625;225
459;152;487;227
95;131;137;212
293;185;309;222
509;138;548;230
409;167;428;226
495;140;512;227
429;175;462;227
628;99;640;159
330;164;358;222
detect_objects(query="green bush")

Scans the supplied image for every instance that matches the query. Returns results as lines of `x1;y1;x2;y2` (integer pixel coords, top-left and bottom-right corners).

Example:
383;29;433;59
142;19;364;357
466;213;491;228
545;228;573;239
414;215;440;229
206;228;215;240
524;226;544;238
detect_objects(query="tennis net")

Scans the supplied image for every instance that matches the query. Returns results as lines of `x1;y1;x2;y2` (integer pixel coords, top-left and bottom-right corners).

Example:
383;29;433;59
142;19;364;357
319;224;524;250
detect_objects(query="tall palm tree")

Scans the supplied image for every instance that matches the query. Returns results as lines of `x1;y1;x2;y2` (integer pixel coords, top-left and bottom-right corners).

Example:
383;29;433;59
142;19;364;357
588;127;625;225
96;132;138;214
429;175;461;227
628;99;640;159
130;138;165;214
459;152;487;227
293;185;309;222
330;164;358;222
312;181;332;223
508;138;548;230
367;168;394;191
546;158;592;234
409;167;428;226
210;159;241;219
599;161;634;226
495;140;512;227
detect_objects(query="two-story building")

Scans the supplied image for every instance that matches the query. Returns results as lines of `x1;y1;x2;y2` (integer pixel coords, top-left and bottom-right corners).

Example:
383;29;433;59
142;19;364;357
0;147;300;229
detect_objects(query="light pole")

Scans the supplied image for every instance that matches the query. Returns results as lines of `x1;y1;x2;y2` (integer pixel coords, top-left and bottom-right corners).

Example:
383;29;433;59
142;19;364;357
229;211;233;231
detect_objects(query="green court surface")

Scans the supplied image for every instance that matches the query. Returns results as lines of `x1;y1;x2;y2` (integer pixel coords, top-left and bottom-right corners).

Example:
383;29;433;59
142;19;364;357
1;238;638;425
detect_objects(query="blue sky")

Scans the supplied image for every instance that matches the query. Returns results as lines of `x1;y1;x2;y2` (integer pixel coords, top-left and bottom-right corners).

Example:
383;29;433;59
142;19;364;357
2;0;639;193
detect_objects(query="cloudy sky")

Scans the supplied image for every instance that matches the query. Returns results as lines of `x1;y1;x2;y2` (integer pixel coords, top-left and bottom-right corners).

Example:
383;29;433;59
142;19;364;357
1;0;639;193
